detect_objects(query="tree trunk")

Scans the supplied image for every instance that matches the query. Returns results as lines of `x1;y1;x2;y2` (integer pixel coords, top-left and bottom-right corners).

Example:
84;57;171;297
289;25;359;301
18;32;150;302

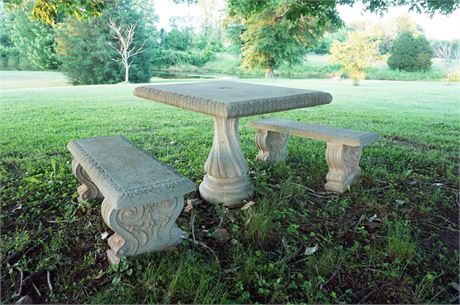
125;65;129;83
265;68;274;79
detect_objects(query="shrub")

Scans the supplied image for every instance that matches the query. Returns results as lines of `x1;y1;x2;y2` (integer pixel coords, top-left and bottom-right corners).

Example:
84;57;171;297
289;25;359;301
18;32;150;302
388;31;433;72
330;31;381;85
3;4;59;70
56;0;157;85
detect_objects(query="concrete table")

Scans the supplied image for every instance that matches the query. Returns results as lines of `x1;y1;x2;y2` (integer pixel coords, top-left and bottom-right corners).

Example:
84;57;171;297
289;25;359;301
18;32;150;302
133;81;332;207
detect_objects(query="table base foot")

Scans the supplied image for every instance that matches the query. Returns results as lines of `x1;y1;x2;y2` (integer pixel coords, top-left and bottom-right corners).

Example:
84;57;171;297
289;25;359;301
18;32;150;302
199;175;254;207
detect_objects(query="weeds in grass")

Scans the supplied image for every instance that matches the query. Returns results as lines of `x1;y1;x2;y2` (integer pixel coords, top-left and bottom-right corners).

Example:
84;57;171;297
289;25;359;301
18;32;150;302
388;220;417;259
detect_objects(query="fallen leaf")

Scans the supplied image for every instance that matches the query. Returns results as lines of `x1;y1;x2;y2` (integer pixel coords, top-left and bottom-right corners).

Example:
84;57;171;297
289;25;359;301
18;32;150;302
92;269;104;280
304;244;319;256
395;199;405;205
101;232;109;240
16;296;33;304
449;281;460;292
241;201;255;210
184;199;193;213
432;183;443;187
12;204;22;213
368;214;379;222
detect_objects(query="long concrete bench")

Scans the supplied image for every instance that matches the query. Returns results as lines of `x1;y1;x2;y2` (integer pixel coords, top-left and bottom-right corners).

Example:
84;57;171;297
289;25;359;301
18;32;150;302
67;135;195;264
248;118;379;193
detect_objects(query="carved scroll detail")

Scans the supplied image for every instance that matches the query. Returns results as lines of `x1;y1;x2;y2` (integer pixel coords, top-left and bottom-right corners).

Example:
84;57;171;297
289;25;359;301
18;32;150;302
72;159;102;201
255;130;289;162
101;197;184;265
325;143;362;193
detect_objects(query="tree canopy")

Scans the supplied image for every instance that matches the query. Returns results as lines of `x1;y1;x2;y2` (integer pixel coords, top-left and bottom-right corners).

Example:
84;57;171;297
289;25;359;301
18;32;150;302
330;31;381;85
226;0;458;76
387;31;433;72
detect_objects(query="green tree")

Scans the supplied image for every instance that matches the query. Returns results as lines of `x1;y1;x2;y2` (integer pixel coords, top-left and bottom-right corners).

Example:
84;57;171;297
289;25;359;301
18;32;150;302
4;3;59;70
164;28;193;51
6;0;105;25
387;31;433;72
228;0;342;77
0;4;19;67
56;0;157;85
330;31;381;85
227;0;458;77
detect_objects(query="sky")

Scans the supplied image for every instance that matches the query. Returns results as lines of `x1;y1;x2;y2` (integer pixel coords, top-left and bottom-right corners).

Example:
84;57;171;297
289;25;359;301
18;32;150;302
154;0;460;40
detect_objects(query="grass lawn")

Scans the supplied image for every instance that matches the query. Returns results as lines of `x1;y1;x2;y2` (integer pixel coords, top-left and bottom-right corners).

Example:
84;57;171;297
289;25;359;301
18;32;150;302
1;75;459;304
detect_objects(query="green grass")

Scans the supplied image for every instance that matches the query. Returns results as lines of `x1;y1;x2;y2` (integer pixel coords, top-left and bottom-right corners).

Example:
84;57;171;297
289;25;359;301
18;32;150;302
0;71;69;89
1;75;459;304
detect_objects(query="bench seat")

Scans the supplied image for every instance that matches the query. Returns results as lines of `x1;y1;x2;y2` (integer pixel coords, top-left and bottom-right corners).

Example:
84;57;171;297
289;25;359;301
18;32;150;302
68;135;195;264
248;118;379;193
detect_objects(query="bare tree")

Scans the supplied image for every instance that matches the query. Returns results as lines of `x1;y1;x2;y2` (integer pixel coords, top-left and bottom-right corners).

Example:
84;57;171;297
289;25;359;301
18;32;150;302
107;19;145;83
434;41;460;85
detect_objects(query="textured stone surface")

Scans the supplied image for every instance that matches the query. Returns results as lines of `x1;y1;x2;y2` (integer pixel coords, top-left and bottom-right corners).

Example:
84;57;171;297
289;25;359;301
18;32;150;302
248;118;378;193
254;130;289;162
68;135;195;264
67;135;196;209
198;117;254;207
133;81;332;119
101;196;185;265
324;143;362;192
134;81;332;206
248;118;379;147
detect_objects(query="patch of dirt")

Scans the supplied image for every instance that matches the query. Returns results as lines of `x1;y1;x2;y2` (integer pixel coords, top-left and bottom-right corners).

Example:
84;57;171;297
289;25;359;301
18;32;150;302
5;161;20;177
386;135;437;150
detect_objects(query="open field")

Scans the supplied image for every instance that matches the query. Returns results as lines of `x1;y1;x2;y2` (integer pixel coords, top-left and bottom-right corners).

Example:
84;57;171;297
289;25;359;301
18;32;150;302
159;53;458;81
1;76;459;303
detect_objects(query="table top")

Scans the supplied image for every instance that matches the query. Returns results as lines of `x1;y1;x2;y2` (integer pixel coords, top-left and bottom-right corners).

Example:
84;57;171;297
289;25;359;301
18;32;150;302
133;81;332;118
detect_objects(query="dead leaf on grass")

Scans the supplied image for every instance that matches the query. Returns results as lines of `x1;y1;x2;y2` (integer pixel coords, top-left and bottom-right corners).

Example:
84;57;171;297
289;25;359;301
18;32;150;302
241;201;255;210
101;232;109;240
92;269;104;280
368;214;379;222
184;199;194;213
304;244;319;256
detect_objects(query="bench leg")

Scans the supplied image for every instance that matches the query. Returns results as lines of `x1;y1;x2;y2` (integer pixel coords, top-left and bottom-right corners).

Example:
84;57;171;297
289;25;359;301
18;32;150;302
325;143;362;193
255;130;289;162
71;159;103;202
101;196;184;265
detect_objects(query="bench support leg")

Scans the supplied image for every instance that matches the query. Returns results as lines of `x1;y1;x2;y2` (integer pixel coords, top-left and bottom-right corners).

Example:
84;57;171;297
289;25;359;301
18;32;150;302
72;159;103;202
325;143;362;193
101;197;184;265
199;117;254;207
255;130;289;162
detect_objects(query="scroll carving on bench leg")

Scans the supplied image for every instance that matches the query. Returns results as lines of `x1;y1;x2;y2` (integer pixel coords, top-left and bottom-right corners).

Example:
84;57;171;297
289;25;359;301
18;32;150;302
71;159;102;202
101;197;184;265
324;143;362;193
199;117;254;207
255;130;289;162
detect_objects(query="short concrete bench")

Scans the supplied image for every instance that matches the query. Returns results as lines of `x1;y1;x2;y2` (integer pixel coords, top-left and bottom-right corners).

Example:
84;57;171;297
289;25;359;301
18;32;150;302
67;135;195;264
248;118;379;193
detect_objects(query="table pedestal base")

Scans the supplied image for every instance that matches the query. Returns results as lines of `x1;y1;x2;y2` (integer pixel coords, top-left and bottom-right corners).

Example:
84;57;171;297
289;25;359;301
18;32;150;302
199;117;254;207
199;175;254;207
